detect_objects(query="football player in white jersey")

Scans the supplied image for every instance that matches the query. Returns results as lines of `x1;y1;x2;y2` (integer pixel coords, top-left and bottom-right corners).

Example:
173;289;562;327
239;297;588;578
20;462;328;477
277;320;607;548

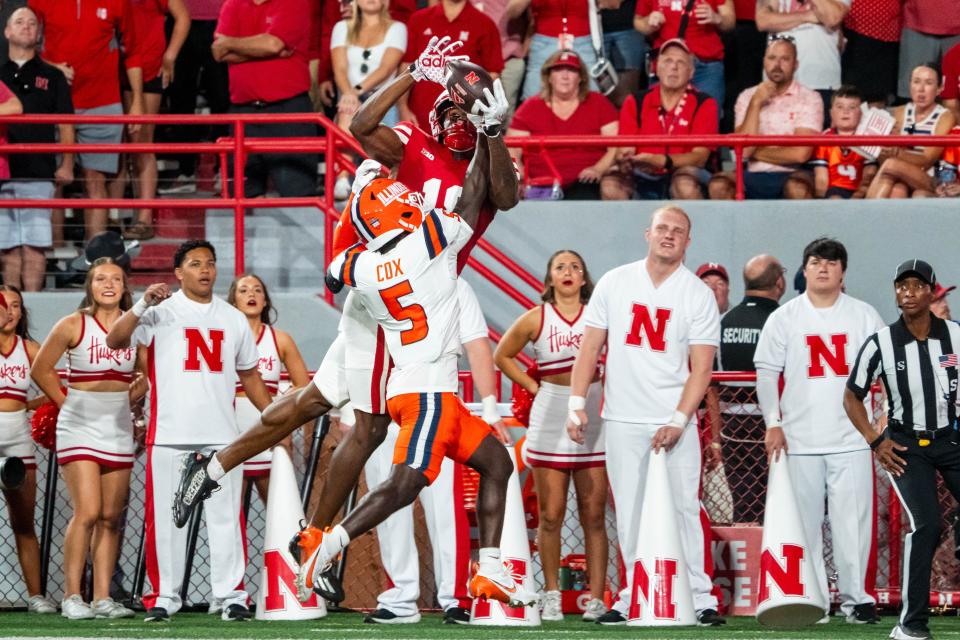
106;240;273;623
566;206;724;626
303;132;536;609
754;238;885;624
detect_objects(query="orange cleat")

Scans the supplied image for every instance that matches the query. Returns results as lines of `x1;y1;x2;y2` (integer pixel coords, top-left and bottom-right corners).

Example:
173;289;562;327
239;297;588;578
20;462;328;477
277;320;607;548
289;524;344;603
468;561;538;608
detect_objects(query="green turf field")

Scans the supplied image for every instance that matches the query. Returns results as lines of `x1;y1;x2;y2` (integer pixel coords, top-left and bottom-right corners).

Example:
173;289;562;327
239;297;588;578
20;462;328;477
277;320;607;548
1;612;960;639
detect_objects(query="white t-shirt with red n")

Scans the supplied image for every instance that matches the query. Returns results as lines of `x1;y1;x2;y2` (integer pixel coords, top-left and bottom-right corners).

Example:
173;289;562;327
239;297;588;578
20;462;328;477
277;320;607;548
583;259;720;425
753;292;884;454
133;290;259;446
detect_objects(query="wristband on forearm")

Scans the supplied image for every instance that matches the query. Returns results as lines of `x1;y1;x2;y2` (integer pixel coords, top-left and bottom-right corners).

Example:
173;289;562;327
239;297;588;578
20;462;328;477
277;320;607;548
666;410;688;428
765;414;782;429
481;395;500;426
870;435;884;450
132;297;150;318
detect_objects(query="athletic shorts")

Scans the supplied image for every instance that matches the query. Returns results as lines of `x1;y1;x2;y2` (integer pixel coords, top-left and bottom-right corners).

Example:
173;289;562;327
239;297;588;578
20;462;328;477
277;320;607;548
0;409;34;469
388;392;492;484
76;103;123;174
0;181;54;249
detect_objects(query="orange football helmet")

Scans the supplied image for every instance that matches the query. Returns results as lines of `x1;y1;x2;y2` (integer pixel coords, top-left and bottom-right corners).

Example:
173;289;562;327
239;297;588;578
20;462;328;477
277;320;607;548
351;178;425;250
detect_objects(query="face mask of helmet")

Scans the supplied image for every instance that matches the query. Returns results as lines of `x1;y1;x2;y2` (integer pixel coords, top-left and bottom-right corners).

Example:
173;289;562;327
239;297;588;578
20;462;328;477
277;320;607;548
429;97;477;153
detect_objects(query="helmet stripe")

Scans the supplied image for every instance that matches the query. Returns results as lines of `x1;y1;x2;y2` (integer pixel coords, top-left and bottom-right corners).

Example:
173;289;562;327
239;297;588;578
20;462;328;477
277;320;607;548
350;188;376;243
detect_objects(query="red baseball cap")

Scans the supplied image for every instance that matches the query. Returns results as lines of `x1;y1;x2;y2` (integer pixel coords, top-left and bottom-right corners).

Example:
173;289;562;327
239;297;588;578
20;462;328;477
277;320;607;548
659;38;691;55
934;283;956;300
696;262;729;282
545;50;582;72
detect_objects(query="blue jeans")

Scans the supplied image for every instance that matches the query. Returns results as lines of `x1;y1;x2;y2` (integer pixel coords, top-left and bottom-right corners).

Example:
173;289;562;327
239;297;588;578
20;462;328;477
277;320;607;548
693;58;724;115
603;29;647;72
522;34;598;101
743;170;790;199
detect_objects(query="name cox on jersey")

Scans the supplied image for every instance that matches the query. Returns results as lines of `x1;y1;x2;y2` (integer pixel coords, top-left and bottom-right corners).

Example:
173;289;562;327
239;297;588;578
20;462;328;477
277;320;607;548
376;258;405;283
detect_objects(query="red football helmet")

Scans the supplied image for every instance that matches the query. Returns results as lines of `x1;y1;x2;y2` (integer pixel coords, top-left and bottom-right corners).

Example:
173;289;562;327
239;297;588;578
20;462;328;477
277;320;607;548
428;89;477;153
351;178;425;250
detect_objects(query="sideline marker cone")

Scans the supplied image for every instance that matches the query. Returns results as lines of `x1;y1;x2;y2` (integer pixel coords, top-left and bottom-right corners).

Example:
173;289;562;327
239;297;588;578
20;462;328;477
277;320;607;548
470;446;541;626
756;454;827;628
255;447;327;620
628;450;696;626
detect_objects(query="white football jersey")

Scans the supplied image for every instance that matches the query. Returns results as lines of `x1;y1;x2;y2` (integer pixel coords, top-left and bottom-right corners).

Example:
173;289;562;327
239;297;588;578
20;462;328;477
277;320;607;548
457;279;487;345
753;292;885;454
583;259;720;424
328;208;472;398
133;290;259;446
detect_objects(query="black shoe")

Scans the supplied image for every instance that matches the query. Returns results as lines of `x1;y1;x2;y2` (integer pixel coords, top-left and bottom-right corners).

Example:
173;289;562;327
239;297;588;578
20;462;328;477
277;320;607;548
847;602;880;624
364;608;421;624
173;451;220;528
312;567;346;604
697;608;726;626
144;607;169;622
443;607;470;625
595;609;627;626
221;604;252;621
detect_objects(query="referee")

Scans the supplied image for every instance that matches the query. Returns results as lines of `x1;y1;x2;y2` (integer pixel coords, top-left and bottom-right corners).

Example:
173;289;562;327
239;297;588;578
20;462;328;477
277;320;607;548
844;259;960;640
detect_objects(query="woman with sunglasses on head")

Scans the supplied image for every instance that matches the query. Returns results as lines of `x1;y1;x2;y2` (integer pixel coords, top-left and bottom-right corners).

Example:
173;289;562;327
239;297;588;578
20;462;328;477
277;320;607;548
494;250;608;623
32;259;141;620
227;274;309;503
0;286;56;615
330;0;407;199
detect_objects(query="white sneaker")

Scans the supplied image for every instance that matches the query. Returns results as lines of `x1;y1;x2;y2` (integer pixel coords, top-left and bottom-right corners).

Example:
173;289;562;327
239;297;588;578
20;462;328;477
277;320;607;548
92;598;135;619
158;174;197;195
540;590;563;621
208;598;223;614
817;613;831;624
582;597;606;622
61;594;95;620
333;176;351;201
890;624;932;640
27;594;57;614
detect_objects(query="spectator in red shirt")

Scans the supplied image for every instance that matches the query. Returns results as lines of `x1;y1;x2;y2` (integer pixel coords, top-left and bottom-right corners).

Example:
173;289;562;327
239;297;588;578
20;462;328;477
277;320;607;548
29;0;144;240
634;0;734;111
474;0;528;122
811;86;877;198
0;79;22;181
399;0;504;128
896;0;960;100
508;0;598;101
110;0;190;241
507;50;619;200
943;42;960;120
214;0;317;197
605;39;718;200
841;0;901;106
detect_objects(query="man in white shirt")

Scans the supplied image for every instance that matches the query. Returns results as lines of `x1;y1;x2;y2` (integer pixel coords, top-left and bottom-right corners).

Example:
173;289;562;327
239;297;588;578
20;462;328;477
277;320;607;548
754;237;884;624
106;240;272;623
566;206;723;626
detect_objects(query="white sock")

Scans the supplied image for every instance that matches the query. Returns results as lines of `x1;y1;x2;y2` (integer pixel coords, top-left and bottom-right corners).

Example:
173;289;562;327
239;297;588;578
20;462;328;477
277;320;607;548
206;453;226;482
322;524;351;557
478;547;501;574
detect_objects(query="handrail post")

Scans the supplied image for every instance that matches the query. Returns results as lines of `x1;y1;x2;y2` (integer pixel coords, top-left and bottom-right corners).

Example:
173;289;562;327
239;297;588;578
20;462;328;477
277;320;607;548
734;142;745;201
234;120;246;275
323;126;336;306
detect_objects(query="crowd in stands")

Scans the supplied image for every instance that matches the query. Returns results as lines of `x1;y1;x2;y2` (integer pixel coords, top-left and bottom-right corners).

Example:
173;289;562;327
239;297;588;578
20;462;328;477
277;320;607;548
0;0;958;289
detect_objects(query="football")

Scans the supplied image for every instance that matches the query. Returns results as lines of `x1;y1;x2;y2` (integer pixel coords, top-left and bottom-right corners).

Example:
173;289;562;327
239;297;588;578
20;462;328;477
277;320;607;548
444;59;494;116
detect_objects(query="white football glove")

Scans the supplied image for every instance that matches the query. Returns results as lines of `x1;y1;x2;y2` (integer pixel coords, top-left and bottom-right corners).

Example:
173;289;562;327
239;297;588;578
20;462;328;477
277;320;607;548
466;79;509;137
351;159;385;195
410;36;468;84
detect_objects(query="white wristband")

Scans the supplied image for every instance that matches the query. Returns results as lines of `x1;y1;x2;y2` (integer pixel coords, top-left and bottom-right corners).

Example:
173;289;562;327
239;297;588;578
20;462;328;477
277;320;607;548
666;410;688;428
481;395;500;425
568;395;586;412
766;414;782;429
132;297;150;318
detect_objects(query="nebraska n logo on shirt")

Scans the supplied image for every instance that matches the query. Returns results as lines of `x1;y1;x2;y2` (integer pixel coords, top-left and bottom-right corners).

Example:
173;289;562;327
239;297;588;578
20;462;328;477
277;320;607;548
805;333;849;378
625;304;671;352
183;327;225;372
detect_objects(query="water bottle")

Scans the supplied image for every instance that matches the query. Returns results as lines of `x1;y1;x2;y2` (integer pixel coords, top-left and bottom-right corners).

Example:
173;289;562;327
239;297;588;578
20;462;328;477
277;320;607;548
936;163;958;187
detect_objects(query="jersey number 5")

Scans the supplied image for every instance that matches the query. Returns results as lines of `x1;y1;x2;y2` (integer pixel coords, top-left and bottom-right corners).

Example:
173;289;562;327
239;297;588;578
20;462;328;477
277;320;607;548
380;280;429;345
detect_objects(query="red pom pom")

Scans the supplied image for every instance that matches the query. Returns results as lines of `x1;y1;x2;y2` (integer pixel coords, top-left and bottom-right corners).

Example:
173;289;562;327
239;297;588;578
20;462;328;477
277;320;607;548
31;401;59;450
510;363;540;427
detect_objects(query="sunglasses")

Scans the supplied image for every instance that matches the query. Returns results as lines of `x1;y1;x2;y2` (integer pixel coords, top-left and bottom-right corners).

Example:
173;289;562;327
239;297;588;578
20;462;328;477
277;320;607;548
767;33;796;44
360;49;371;75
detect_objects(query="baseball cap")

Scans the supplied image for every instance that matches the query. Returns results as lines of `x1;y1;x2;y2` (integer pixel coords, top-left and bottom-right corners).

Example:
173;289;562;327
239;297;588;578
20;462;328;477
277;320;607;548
659;38;691;55
894;259;936;287
70;231;140;272
934;283;956;300
545;50;582;72
696;262;729;282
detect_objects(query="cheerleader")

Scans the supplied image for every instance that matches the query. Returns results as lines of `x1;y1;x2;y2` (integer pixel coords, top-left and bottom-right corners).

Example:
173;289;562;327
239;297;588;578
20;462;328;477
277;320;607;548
0;286;56;614
32;258;138;619
227;274;309;501
493;250;607;622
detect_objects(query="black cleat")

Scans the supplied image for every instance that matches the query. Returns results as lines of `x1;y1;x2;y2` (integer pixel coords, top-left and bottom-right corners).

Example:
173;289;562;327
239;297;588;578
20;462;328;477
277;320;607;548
595;609;627;626
443;607;470;625
364;608;421;624
847;602;880;624
221;604;253;621
697;608;726;626
144;607;169;622
173;451;220;528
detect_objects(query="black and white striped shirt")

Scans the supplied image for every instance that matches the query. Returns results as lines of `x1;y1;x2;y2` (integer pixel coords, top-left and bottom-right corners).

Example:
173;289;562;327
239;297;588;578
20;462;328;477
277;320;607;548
847;315;960;431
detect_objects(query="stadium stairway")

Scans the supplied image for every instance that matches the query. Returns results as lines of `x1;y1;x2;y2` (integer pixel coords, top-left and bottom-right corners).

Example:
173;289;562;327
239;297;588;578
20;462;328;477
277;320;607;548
128;206;206;286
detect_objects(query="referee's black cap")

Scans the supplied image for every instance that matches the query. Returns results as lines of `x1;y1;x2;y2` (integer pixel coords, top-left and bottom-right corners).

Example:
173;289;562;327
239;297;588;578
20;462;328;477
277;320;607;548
894;259;937;287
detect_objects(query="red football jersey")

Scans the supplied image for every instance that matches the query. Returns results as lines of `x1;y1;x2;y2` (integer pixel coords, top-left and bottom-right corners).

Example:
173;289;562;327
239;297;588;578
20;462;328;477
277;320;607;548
811;129;876;191
333;122;498;273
